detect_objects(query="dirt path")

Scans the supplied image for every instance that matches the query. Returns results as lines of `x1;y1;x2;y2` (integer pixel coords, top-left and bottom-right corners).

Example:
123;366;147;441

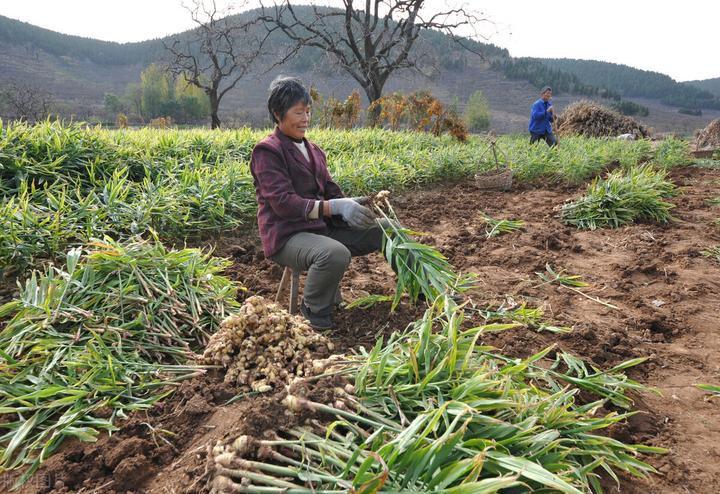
6;166;720;493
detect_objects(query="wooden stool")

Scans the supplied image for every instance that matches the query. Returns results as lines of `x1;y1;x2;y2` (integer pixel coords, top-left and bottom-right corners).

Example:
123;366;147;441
275;266;300;314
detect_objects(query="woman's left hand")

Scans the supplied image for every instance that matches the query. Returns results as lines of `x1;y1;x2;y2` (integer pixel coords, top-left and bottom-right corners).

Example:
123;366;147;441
328;198;376;229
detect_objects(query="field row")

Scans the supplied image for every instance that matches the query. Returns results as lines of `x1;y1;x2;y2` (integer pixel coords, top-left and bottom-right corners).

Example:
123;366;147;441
0;121;692;275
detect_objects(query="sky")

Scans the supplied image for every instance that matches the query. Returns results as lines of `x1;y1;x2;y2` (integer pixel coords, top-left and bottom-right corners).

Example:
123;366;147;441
0;0;716;82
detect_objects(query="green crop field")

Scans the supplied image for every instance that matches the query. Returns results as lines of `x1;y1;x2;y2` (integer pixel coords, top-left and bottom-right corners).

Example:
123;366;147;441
0;121;689;276
0;120;707;491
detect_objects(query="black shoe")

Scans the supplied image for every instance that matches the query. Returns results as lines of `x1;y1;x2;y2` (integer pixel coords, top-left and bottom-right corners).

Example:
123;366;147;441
300;302;334;330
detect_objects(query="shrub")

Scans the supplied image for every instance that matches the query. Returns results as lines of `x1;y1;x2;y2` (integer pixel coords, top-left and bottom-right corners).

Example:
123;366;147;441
368;91;468;140
310;88;362;129
116;113;129;128
463;90;491;132
611;100;650;117
679;108;702;116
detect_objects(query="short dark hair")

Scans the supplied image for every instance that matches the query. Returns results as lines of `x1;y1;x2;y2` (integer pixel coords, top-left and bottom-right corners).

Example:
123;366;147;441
541;86;552;94
267;76;312;124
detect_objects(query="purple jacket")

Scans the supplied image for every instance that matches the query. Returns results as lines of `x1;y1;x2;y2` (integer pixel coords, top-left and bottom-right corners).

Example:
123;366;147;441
250;128;344;257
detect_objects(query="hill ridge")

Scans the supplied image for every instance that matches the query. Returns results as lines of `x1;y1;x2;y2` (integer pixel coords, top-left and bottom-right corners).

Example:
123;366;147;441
1;10;719;133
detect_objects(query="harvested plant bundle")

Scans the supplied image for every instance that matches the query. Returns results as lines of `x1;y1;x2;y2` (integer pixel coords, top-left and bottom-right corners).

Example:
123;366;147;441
372;191;471;309
481;212;525;238
561;165;676;229
477;301;573;334
695;118;720;149
202;296;333;391
0;238;239;485
556;100;650;138
208;297;663;493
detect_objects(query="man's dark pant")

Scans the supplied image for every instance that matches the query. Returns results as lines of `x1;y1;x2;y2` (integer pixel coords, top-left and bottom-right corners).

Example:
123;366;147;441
530;132;557;147
270;221;388;315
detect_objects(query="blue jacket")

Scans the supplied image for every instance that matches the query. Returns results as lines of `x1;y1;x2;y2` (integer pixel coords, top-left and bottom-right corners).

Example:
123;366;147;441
528;98;554;135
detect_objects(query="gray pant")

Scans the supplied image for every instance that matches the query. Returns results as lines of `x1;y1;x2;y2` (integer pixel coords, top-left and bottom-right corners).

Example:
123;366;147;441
271;221;386;314
530;132;557;147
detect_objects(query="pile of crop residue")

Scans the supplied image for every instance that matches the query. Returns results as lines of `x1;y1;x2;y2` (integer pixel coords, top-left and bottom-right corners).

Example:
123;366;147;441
202;295;334;392
556;100;650;138
695;118;720;149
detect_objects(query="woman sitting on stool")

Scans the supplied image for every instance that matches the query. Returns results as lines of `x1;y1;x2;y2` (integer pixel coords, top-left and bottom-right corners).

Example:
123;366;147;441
250;76;385;330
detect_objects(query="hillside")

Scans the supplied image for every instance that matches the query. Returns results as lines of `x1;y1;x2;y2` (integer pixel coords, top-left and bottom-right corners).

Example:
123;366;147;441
536;58;720;110
0;14;163;65
685;77;720;98
1;12;719;134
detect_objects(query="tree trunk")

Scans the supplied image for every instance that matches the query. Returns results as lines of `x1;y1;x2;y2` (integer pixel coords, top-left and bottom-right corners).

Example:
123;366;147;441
211;112;221;130
364;84;384;127
209;90;221;129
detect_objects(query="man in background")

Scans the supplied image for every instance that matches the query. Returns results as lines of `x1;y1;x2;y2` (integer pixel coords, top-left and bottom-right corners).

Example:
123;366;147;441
528;86;557;147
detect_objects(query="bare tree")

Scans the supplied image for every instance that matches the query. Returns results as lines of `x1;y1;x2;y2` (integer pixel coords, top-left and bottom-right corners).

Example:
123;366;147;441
261;1;489;123
0;80;54;122
164;0;270;129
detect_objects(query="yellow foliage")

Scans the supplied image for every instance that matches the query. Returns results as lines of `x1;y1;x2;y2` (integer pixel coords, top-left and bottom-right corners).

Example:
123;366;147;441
369;91;467;141
148;116;173;129
312;89;362;130
116;113;129;129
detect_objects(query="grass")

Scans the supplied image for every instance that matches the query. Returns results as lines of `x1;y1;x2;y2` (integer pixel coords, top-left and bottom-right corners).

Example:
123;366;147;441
561;165;676;229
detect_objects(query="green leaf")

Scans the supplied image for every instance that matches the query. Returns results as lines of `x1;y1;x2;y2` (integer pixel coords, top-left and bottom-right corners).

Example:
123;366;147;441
486;451;584;494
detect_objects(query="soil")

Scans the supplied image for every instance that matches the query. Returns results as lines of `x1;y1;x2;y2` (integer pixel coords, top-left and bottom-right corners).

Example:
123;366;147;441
4;165;720;494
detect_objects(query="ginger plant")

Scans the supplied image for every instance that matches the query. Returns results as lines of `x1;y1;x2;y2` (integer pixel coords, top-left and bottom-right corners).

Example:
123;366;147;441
370;190;472;310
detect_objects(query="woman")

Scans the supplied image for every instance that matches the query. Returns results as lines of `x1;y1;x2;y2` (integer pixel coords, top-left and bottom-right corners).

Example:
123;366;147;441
250;76;385;330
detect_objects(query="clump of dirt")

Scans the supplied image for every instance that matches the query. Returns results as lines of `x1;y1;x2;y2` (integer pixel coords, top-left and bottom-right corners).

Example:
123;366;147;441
557;100;650;138
695;118;720;149
202;295;333;392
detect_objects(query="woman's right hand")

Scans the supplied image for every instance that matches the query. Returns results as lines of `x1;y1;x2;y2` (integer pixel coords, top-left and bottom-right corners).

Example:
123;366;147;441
328;198;376;229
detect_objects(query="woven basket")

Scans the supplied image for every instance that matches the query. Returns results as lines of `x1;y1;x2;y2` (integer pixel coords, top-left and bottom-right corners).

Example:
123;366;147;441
474;168;513;191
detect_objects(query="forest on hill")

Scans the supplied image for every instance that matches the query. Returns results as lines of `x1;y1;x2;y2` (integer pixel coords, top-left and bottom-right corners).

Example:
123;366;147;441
535;58;720;110
685;77;720;98
0;14;164;65
0;10;508;72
